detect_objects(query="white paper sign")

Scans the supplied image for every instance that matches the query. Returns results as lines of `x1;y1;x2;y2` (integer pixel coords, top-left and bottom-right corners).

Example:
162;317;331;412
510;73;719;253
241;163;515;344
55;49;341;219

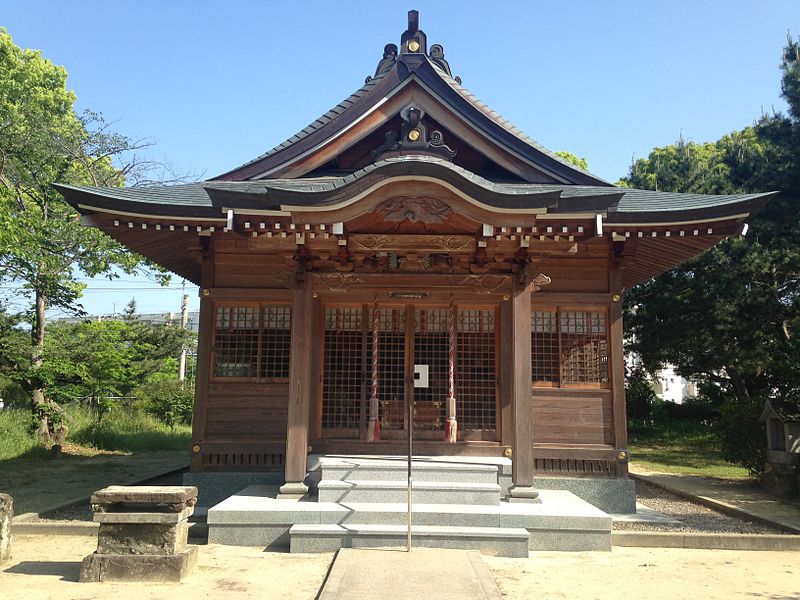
413;364;429;388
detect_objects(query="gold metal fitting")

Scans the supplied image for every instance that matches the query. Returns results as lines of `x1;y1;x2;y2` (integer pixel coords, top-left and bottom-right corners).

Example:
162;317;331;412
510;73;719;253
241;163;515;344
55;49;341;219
503;447;513;458
612;294;621;302
502;294;510;301
202;288;210;297
307;446;313;454
192;445;201;453
312;291;320;299
617;450;628;461
408;40;420;52
408;128;421;142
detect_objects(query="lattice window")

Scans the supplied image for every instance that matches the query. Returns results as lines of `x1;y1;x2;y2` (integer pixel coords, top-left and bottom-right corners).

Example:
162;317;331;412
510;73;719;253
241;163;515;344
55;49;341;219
212;304;291;380
531;309;609;387
260;306;292;379
321;307;363;432
413;309;448;431
561;311;608;384
531;311;559;385
213;306;260;378
456;309;497;431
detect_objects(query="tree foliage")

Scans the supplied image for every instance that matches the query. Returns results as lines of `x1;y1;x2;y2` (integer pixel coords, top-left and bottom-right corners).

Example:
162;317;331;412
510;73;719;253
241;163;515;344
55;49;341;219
0;29;175;439
39;315;193;423
623;34;800;474
555;150;590;171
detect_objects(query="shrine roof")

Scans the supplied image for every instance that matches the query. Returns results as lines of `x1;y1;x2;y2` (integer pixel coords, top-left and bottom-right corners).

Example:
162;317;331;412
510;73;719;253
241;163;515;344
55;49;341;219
55;154;774;224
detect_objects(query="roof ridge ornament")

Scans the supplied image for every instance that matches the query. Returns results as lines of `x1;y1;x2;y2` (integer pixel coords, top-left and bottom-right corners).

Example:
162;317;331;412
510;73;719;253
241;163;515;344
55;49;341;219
366;10;461;84
401;10;426;55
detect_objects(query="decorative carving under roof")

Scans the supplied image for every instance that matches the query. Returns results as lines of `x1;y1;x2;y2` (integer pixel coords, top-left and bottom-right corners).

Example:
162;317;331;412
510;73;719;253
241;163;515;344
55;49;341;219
372;104;456;160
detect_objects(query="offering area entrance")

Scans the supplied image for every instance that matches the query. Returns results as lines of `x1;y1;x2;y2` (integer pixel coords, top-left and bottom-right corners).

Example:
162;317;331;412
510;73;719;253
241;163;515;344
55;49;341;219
319;302;499;442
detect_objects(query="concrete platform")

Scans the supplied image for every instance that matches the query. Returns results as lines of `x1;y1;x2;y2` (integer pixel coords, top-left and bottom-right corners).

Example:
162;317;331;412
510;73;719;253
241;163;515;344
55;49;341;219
207;485;611;553
291;523;530;557
318;547;502;600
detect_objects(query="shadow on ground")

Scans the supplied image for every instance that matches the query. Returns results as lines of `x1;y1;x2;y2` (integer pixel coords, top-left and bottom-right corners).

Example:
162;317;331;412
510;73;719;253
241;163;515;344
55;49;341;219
4;560;81;581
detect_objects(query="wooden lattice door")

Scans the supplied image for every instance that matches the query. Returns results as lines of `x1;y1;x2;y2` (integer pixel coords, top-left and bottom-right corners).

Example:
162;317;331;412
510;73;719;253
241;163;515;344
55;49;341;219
319;302;498;442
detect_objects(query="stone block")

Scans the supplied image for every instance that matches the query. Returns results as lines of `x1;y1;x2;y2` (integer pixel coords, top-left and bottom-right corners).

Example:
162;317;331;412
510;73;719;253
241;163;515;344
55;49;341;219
79;547;198;582
0;493;12;563
91;485;197;513
209;524;291;549
530;477;636;514
93;506;193;524
96;521;188;555
528;530;611;552
183;471;283;508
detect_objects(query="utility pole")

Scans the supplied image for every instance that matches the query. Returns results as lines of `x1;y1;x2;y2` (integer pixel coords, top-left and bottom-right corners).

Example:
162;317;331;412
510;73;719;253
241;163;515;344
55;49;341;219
178;288;189;385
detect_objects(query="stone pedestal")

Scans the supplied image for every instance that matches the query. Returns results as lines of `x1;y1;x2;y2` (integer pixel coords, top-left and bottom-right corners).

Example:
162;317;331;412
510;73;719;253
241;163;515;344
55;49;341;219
508;485;541;503
80;486;198;582
0;493;12;563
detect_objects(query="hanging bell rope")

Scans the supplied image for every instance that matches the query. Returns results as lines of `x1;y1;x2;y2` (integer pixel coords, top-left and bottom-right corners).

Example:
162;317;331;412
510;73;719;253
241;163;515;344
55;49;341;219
445;293;458;443
367;293;381;442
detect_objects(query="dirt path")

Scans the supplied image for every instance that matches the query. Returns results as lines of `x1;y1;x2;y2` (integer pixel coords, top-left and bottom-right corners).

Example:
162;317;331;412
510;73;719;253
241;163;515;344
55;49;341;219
1;535;797;599
485;547;799;600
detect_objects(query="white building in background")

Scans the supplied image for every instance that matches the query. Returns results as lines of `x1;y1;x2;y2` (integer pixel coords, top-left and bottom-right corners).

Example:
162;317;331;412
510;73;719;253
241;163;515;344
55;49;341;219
651;365;698;404
56;311;200;334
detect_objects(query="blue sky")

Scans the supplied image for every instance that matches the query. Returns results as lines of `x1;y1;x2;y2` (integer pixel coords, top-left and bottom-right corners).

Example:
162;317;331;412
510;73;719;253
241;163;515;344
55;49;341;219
3;1;798;316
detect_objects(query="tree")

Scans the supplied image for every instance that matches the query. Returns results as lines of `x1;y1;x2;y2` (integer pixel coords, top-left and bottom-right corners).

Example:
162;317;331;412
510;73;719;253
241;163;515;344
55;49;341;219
555;150;590;171
622;35;800;474
40;317;193;422
0;29;173;440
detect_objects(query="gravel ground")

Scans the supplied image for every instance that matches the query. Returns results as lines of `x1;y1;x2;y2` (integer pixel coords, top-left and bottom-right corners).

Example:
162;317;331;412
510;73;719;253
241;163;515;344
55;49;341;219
34;471;792;534
613;479;790;534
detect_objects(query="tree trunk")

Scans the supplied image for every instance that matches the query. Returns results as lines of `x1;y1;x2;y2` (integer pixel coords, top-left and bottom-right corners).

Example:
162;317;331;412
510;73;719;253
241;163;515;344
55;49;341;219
30;290;50;441
727;367;752;406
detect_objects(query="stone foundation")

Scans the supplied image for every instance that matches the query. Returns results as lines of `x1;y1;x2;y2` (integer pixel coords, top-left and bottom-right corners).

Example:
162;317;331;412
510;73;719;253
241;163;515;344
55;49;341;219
0;493;12;563
80;485;198;583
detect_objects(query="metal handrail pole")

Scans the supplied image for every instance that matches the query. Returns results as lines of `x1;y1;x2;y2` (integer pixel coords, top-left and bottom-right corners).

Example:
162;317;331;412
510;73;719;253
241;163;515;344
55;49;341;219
407;397;412;552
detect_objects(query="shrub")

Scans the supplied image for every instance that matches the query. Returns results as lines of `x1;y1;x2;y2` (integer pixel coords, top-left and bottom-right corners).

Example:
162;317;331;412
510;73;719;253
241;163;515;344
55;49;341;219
136;379;194;429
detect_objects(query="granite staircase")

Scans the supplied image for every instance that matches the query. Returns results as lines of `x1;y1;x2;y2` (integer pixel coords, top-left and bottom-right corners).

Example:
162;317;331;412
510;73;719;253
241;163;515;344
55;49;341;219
207;456;612;557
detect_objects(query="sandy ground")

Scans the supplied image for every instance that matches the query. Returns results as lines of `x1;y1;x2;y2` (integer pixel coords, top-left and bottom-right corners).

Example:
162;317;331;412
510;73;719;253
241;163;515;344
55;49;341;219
1;535;798;600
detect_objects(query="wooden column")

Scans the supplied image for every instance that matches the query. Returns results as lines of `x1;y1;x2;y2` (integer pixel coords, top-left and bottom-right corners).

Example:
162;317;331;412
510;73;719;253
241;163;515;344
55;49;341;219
509;281;538;500
280;281;314;495
609;259;629;477
190;248;214;471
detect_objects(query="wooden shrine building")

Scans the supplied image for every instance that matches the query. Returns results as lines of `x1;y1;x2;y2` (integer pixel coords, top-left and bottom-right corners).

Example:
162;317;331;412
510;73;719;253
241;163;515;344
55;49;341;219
58;12;773;510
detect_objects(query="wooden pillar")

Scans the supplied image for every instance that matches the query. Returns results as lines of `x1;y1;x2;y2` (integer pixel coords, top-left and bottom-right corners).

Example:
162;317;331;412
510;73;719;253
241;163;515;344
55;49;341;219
509;281;538;500
190;248;214;471
609;259;629;477
280;281;313;495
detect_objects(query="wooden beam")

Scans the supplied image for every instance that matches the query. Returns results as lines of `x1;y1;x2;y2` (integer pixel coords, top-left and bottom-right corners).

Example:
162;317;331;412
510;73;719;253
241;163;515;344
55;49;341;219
509;280;537;499
280;282;314;494
608;259;629;477
190;248;214;471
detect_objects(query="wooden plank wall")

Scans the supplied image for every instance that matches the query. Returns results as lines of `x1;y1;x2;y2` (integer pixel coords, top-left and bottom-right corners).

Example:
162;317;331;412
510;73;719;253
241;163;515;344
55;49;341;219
205;383;289;438
535;248;608;293
532;388;614;446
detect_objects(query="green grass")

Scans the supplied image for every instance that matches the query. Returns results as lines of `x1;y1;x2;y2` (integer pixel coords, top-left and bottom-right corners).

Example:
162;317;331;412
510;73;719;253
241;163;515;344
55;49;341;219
0;404;191;461
628;421;752;480
0;408;50;461
0;404;191;514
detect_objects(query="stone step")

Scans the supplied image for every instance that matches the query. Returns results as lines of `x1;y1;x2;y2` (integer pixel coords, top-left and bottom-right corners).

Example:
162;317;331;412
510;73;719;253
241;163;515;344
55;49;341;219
318;480;501;505
289;523;530;558
319;460;499;485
